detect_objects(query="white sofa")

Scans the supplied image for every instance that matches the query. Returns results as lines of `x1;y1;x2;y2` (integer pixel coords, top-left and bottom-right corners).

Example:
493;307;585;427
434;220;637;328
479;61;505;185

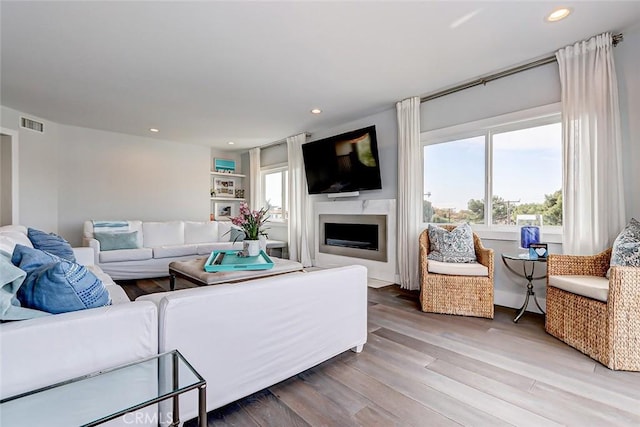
0;225;158;426
0;225;130;304
83;220;244;280
137;265;368;423
2;225;368;425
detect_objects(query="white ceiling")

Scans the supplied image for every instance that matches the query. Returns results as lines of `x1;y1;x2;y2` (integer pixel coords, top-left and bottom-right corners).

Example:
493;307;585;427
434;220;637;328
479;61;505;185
2;1;640;150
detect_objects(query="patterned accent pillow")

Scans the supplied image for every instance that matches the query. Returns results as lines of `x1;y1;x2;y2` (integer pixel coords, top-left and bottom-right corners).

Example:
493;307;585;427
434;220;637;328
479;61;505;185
427;223;477;263
608;218;640;278
11;244;111;314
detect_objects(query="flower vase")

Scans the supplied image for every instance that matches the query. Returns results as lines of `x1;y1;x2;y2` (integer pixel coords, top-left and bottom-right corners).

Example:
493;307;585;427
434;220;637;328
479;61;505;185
244;239;260;257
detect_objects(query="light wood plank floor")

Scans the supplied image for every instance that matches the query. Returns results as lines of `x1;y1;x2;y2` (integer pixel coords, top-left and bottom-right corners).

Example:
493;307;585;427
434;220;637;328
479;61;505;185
122;278;640;427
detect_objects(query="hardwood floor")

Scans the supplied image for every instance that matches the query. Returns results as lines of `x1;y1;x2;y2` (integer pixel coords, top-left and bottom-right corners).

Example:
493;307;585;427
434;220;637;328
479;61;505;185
122;279;640;426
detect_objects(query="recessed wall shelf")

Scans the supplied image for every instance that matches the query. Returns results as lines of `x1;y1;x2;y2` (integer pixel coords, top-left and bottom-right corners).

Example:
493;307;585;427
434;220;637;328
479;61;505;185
210;171;246;178
210;165;245;220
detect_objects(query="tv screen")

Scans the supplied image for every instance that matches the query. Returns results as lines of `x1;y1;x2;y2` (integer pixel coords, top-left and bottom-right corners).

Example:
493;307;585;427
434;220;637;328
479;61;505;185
302;125;382;195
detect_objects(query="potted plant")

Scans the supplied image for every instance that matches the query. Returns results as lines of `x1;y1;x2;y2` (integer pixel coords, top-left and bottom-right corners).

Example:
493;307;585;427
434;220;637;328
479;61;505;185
230;202;269;256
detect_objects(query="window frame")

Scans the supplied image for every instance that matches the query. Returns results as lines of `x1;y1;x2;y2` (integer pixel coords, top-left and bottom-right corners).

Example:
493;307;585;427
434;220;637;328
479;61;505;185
260;163;289;224
421;103;563;242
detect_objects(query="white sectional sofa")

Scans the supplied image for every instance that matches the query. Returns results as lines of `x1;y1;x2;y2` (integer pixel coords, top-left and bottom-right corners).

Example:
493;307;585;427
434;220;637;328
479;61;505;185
0;225;158;426
138;265;368;424
83;220;243;280
2;225;368;426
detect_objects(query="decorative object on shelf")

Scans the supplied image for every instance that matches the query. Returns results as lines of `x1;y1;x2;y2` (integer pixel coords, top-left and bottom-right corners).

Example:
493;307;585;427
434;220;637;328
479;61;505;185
528;243;548;259
213;178;235;198
516;214;543;249
235;189;245;199
215;202;234;220
214;158;236;173
230;202;269;256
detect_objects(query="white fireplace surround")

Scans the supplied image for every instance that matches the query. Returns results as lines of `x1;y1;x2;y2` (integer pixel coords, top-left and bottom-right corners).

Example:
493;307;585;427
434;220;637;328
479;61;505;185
314;199;397;283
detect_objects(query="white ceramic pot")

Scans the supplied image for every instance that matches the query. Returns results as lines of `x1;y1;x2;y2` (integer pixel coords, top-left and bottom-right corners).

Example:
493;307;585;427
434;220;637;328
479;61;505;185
244;239;260;257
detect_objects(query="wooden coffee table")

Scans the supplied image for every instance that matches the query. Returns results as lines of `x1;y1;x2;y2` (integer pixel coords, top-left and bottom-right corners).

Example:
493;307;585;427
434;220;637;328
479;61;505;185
168;256;304;290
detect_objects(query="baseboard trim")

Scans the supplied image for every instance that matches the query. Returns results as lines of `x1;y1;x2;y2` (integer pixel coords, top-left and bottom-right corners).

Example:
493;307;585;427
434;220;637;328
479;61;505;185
368;278;394;289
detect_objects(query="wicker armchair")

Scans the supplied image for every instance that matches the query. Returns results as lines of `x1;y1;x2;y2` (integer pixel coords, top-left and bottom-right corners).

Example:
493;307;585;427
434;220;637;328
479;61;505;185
419;226;494;318
546;249;640;371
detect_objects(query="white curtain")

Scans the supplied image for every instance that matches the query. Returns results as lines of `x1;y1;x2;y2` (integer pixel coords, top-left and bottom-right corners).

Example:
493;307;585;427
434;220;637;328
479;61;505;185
396;97;422;290
249;147;261;208
287;133;313;267
557;32;626;255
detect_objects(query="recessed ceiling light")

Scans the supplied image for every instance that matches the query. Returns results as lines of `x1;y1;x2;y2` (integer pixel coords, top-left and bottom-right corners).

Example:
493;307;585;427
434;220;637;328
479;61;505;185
149;128;159;133
310;108;322;114
228;141;235;145
546;7;571;22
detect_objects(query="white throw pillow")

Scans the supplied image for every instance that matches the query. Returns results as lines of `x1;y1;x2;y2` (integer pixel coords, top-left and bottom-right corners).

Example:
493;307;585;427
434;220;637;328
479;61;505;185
142;221;185;247
184;221;219;244
0;231;33;253
217;221;233;242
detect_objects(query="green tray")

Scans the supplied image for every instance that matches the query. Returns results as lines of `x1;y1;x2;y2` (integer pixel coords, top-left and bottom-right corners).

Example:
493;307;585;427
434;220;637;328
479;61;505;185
204;250;274;272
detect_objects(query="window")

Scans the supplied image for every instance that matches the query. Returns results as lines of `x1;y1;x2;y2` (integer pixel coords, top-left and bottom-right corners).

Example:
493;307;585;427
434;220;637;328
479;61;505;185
423;106;562;230
261;166;288;221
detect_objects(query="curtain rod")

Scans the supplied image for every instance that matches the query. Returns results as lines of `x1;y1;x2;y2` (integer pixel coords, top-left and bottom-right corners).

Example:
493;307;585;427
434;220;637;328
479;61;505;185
260;132;312;149
420;33;623;103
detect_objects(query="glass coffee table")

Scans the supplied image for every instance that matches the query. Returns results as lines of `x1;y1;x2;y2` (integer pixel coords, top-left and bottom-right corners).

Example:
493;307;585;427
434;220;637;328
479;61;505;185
0;350;206;427
502;253;547;323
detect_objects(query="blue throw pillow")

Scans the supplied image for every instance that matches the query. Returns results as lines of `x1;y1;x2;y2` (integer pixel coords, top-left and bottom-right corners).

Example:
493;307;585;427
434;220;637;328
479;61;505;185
93;231;140;251
11;245;110;314
27;228;76;262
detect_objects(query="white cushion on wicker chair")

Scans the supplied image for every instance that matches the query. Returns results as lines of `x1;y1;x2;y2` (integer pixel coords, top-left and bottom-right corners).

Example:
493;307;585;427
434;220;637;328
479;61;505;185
427;260;488;276
548;275;609;302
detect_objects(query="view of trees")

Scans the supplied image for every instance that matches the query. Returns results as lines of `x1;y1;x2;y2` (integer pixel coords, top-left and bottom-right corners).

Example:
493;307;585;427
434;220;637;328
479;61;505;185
423;190;562;225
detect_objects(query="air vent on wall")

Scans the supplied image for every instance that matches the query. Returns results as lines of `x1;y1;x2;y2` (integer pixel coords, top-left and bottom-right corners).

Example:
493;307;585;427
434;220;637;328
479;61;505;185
20;117;44;133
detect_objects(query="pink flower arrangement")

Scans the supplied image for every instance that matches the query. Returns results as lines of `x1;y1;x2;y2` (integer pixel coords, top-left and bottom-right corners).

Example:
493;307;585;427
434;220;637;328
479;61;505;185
230;202;269;240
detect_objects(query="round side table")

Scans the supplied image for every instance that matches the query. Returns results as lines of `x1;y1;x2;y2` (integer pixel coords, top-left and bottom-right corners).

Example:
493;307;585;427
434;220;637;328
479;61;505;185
501;253;546;323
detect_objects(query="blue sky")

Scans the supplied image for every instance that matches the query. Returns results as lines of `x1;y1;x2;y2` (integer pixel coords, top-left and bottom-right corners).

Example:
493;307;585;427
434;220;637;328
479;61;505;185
423;123;562;212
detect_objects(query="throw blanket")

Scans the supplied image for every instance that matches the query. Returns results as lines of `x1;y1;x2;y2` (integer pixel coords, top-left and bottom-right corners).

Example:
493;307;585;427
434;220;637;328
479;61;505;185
92;220;129;233
0;254;49;320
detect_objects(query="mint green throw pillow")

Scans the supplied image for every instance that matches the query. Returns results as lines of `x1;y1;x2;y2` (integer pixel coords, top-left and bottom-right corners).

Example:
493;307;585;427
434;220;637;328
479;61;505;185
94;231;140;251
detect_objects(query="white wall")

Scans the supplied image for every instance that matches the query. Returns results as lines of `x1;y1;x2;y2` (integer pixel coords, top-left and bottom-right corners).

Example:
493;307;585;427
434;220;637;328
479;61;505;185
0;134;9;225
260;143;287;168
304;108;398;262
307;108;398;204
1;106;60;232
57;125;210;245
615;23;640;221
1;105;211;246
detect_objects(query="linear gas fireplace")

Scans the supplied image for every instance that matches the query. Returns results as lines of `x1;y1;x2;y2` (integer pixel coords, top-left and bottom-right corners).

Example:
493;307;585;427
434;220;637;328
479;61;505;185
319;214;387;262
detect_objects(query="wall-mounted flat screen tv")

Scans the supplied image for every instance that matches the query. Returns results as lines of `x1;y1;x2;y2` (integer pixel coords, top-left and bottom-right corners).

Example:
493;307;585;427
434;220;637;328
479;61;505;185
302;125;382;195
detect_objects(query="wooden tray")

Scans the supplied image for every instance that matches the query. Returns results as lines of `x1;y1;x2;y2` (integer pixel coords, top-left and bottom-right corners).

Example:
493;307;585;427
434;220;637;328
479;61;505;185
204;250;274;272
